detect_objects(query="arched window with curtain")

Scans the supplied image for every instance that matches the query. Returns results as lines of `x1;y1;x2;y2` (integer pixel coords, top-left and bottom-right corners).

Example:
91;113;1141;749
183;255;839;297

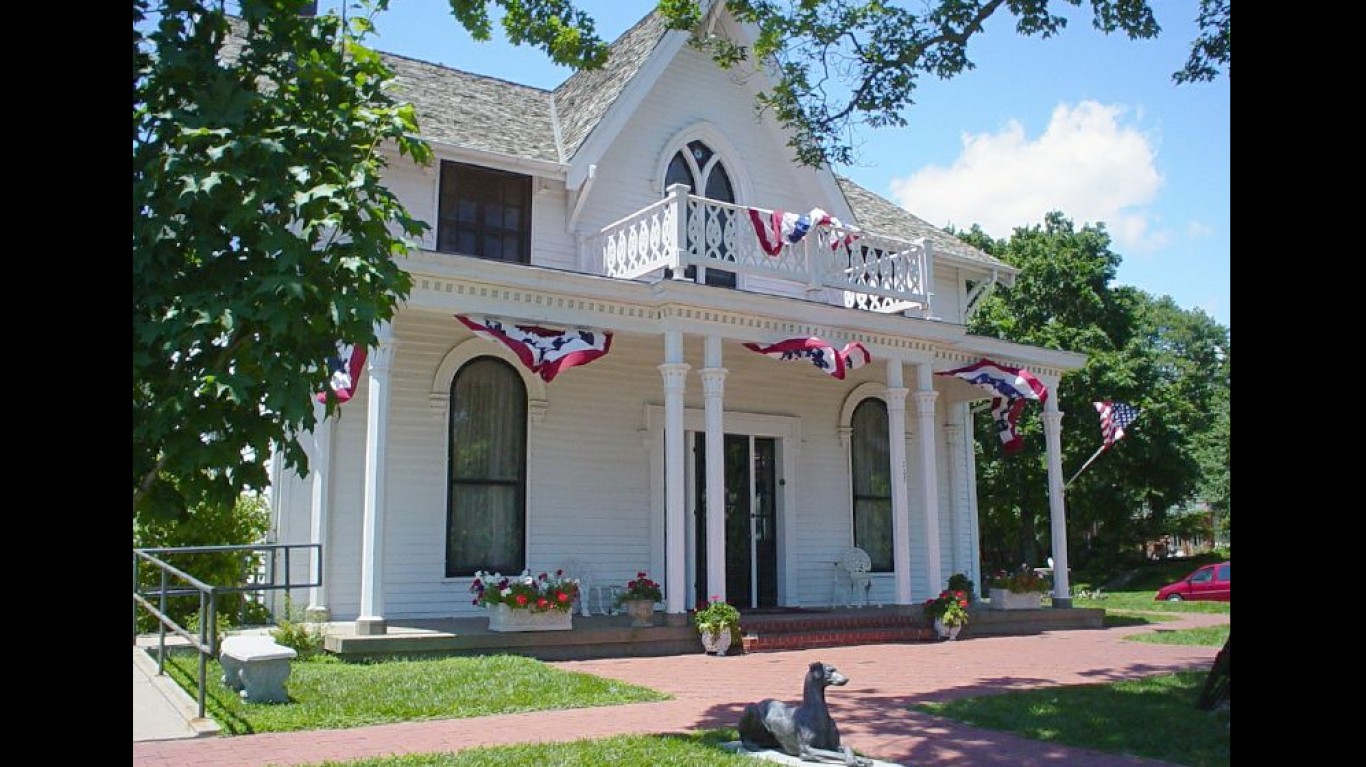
446;357;527;577
851;398;893;572
664;139;737;288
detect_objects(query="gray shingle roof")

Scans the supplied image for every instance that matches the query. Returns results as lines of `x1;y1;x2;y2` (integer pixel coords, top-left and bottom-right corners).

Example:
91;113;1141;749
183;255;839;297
553;11;670;159
383;52;560;163
836;176;1012;272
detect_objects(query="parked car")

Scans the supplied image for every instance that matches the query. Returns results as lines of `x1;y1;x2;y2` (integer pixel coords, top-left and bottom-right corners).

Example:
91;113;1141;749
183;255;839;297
1154;561;1230;602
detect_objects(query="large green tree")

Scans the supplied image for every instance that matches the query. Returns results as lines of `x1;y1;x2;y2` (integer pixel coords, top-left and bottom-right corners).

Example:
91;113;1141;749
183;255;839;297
960;213;1228;574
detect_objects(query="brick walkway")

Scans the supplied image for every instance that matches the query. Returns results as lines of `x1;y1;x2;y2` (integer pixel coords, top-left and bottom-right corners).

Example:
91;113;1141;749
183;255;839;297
132;612;1228;766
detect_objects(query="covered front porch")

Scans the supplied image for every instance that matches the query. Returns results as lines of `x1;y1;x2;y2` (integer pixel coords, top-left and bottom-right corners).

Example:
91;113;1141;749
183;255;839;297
320;604;1105;661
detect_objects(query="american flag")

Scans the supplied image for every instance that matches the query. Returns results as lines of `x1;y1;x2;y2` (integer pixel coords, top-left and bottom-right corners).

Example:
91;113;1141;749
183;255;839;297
1095;401;1140;449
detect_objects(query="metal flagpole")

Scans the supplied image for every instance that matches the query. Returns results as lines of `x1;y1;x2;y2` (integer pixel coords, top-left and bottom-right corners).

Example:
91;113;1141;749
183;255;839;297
1065;445;1108;488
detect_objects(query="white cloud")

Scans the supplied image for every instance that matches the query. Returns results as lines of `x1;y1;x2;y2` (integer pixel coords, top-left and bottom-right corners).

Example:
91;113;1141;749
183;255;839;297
889;101;1166;252
1186;220;1216;238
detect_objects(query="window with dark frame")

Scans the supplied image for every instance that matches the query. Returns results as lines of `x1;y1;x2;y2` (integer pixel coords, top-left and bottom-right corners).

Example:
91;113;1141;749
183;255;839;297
437;160;532;263
851;398;894;572
664;140;737;288
446;357;527;577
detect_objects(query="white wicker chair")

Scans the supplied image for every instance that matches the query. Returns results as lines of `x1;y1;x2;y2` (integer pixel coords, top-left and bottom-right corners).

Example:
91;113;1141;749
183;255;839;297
559;558;593;617
832;547;873;607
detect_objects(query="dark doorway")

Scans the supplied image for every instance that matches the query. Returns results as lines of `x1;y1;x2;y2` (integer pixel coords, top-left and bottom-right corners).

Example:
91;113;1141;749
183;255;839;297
693;433;778;609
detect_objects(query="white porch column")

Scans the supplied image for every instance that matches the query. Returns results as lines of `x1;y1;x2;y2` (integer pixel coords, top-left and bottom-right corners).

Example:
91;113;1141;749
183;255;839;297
915;363;942;598
1043;395;1073;607
885;361;912;605
356;323;395;636
306;401;333;622
944;404;973;583
701;336;728;603
660;330;690;615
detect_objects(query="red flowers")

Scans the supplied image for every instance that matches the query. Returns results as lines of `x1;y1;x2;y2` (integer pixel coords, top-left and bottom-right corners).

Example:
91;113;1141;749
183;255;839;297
469;570;581;613
515;594;529;606
556;591;569;602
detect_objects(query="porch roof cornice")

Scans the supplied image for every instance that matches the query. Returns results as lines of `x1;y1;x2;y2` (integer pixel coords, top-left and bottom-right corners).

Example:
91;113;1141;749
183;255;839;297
398;251;1086;377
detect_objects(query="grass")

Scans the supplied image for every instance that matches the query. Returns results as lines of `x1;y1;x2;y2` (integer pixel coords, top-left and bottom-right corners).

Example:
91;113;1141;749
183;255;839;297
301;731;752;767
1073;590;1231;615
162;650;670;735
1127;623;1229;646
914;672;1229;767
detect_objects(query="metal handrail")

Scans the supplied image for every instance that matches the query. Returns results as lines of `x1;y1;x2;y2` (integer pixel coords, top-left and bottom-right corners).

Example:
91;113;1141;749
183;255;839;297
132;543;321;718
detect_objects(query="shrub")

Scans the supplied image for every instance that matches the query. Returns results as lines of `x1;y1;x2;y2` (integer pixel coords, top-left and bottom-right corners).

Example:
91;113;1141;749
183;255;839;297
133;490;272;634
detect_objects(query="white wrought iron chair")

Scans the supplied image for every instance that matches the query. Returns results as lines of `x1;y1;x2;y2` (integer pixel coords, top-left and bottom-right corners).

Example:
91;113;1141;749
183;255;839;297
832;547;873;608
559;558;593;618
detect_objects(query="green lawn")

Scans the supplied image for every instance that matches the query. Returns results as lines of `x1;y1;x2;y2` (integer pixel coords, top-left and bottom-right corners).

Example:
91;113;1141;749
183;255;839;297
1074;590;1231;615
162;650;670;735
1127;623;1229;646
301;731;752;767
914;672;1229;767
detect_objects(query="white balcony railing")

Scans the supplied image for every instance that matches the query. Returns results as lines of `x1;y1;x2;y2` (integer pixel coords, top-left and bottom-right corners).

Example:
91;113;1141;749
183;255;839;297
599;184;934;316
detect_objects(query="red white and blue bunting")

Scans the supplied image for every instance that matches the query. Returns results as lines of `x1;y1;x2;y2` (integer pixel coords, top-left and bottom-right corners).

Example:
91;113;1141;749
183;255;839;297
742;337;872;380
456;315;613;382
936;358;1049;454
316;343;367;405
746;207;860;255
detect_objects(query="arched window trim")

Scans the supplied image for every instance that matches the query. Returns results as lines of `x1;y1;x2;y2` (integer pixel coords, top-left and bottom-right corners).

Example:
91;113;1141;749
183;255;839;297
445;356;529;578
653;122;755;204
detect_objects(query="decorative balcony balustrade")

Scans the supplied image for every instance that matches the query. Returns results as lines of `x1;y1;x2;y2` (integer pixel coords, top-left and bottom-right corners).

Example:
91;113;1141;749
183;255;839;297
599;184;934;316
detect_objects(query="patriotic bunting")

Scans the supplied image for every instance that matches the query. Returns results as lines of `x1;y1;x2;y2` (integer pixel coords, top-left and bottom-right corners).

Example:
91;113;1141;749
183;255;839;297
742;337;872;380
937;358;1049;454
316;343;367;405
456;315;613;383
747;207;859;256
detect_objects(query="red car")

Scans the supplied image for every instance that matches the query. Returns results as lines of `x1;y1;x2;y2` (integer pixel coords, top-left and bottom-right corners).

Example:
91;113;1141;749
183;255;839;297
1154;561;1230;602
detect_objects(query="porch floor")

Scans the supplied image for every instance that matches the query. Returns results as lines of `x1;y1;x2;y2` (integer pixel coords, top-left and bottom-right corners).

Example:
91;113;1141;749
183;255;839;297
319;604;1105;661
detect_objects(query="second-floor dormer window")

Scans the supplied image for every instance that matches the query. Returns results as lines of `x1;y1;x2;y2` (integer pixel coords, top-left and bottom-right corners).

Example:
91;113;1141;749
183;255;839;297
438;160;532;263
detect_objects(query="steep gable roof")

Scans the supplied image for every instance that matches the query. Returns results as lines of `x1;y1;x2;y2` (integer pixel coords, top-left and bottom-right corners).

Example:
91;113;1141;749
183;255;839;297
836;176;1015;274
553;11;670;160
384;52;560;163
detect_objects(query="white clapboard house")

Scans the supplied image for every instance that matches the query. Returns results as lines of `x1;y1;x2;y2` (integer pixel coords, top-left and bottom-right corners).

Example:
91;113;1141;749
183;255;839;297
268;4;1087;634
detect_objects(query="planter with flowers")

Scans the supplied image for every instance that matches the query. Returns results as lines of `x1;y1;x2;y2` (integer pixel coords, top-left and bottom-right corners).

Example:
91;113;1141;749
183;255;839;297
692;597;742;655
987;566;1048;610
923;589;970;640
469;570;580;631
616;571;662;628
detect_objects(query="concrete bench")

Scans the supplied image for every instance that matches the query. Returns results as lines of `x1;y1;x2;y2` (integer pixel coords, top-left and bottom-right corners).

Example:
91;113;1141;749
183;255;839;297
220;636;297;703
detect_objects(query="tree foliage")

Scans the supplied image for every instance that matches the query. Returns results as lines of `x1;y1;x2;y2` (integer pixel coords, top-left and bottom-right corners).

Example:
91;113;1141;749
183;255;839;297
659;0;1230;166
961;213;1229;574
133;0;433;521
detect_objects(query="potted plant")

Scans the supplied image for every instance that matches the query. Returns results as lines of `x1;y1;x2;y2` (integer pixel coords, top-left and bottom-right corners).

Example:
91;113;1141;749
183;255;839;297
922;589;970;640
469;569;580;631
947;572;976;603
616;571;662;627
987;565;1048;610
692;596;742;655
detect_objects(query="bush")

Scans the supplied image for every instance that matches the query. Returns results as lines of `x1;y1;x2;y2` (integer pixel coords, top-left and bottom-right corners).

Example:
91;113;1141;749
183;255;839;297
133;490;272;634
271;600;327;660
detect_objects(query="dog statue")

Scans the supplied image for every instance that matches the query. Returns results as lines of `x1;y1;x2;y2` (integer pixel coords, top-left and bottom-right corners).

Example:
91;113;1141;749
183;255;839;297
738;661;872;766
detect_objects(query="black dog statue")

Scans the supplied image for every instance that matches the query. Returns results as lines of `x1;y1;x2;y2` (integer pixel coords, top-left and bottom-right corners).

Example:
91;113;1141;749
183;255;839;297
738;661;872;766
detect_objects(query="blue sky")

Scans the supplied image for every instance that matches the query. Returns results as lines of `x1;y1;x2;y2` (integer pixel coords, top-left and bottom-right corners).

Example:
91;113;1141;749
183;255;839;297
323;0;1230;327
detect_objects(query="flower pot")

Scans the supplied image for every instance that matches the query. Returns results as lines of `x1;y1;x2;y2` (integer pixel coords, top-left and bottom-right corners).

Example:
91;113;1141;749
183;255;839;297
989;588;1043;610
486;603;574;632
933;617;962;640
623;598;656;628
700;627;733;656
